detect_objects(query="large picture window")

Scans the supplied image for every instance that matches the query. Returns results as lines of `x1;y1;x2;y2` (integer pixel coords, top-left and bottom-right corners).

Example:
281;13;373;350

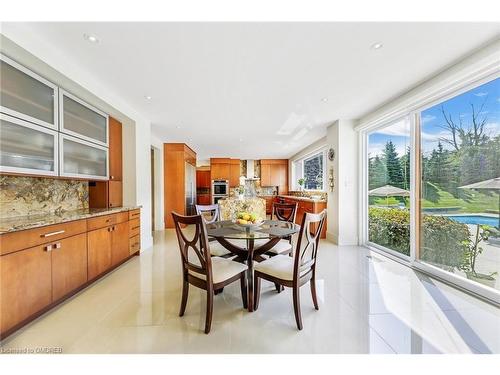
418;77;500;292
364;76;500;299
292;150;326;191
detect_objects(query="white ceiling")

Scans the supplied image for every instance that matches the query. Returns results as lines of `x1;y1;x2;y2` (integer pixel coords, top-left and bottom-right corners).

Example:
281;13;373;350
6;22;499;161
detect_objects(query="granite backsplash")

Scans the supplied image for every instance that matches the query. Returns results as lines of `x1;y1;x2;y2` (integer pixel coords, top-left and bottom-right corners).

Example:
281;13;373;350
0;176;89;218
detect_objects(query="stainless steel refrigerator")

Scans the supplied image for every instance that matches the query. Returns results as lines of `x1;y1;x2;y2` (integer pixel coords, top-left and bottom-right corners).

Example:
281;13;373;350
185;162;196;215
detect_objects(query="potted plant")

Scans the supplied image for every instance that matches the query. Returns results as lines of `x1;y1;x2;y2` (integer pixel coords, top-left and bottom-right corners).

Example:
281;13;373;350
460;225;497;287
297;178;305;192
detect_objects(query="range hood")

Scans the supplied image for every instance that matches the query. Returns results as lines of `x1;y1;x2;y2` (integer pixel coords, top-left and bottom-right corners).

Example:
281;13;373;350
244;159;260;181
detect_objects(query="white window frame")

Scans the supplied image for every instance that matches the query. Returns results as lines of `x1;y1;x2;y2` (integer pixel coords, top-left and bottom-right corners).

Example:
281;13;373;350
291;148;327;191
359;70;500;306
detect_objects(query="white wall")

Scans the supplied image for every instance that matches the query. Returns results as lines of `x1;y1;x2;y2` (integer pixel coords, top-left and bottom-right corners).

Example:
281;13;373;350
151;135;165;231
326;120;358;245
1;30;154;250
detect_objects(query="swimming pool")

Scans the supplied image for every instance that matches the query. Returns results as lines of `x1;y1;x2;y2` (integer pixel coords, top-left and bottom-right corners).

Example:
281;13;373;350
447;215;499;227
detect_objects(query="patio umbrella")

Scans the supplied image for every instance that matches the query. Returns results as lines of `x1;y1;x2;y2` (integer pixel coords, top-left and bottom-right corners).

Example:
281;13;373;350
459;177;500;228
369;184;410;206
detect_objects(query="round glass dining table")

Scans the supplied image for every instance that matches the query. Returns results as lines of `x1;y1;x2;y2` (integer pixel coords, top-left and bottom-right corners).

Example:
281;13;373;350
206;220;300;312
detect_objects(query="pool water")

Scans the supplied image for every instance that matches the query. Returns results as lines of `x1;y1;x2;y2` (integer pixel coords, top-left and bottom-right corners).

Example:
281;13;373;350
447;215;499;227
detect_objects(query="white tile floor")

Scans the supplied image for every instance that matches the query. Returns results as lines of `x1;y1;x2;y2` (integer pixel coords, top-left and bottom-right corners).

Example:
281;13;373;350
1;229;499;354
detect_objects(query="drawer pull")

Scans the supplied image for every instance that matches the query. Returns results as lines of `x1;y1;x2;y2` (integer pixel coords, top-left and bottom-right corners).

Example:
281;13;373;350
41;230;65;238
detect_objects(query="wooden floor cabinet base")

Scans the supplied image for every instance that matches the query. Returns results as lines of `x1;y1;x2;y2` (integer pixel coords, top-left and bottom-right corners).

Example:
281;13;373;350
0;208;141;340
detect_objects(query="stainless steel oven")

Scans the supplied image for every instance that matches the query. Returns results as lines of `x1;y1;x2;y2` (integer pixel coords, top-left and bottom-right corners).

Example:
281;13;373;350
212;179;229;196
212;179;229;204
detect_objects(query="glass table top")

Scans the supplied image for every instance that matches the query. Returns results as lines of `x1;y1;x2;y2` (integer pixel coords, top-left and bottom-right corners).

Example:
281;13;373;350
206;220;300;240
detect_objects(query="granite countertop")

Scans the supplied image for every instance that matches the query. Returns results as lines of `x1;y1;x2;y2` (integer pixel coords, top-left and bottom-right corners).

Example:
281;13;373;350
278;195;327;203
0;206;141;234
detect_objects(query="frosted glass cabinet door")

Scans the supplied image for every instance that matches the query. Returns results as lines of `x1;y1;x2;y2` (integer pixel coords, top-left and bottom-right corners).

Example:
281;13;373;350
60;134;108;180
59;90;108;146
0;54;58;130
0;114;58;176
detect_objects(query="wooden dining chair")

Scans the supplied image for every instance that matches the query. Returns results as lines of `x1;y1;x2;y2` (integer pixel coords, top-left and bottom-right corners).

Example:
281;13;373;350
172;212;248;334
253;209;327;330
262;202;298;257
195;204;232;257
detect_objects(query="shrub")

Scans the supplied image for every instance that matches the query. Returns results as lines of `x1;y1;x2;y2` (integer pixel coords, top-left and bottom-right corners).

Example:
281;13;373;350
368;207;471;269
368;207;411;255
420;215;470;271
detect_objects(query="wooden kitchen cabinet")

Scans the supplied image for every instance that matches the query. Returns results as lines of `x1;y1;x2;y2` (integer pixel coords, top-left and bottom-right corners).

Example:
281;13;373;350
197;194;211;205
0;244;52;335
164;144;197;228
87;226;112;280
196;170;211;188
108;180;123;208
261;163;271;187
108;117;123;181
280;196;327;239
210;158;230;180
0;208;140;339
229;159;241;187
88;116;123;208
51;233;88;301
260;159;288;195
111;221;130;266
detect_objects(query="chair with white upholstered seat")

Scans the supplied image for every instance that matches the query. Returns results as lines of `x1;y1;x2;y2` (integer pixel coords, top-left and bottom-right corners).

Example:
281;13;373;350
172;212;248;334
196;204;232;257
253;209;327;330
264;202;298;256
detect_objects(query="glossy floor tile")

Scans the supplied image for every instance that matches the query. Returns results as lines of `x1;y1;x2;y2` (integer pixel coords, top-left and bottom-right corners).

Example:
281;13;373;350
1;229;499;354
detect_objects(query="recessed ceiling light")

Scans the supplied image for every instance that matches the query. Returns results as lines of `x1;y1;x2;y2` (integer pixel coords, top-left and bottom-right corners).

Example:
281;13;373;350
144;95;152;100
176;125;181;129
371;42;383;50
321;97;328;102
83;34;99;44
239;138;243;142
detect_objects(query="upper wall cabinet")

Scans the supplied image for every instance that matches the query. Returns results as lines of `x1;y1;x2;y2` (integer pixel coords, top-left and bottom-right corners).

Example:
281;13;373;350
0;113;58;176
59;89;109;147
59;134;108;180
0;54;58;130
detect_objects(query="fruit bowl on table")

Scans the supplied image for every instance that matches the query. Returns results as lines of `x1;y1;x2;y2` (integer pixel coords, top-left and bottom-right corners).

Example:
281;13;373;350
233;212;264;230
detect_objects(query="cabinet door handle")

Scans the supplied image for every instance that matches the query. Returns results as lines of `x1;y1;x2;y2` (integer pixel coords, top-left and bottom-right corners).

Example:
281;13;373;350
110;175;114;180
108;227;112;232
54;243;61;249
41;230;65;238
44;244;53;252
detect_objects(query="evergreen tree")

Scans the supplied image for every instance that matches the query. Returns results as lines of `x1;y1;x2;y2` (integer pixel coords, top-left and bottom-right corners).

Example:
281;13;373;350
383;141;403;188
369;155;387;189
400;146;411;190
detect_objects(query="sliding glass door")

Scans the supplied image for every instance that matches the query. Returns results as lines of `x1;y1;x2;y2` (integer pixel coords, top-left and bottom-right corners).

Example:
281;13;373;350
364;76;500;301
367;117;411;258
418;77;500;293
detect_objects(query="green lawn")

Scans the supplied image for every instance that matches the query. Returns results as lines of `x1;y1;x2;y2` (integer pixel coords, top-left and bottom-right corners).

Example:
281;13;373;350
370;182;499;213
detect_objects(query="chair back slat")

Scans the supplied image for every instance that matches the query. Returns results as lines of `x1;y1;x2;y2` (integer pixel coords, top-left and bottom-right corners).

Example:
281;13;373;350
271;202;298;223
195;204;220;224
172;212;212;282
293;210;327;282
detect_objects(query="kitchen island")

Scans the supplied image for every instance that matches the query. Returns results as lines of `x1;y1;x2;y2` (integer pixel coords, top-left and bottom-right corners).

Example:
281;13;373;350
218;197;266;221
